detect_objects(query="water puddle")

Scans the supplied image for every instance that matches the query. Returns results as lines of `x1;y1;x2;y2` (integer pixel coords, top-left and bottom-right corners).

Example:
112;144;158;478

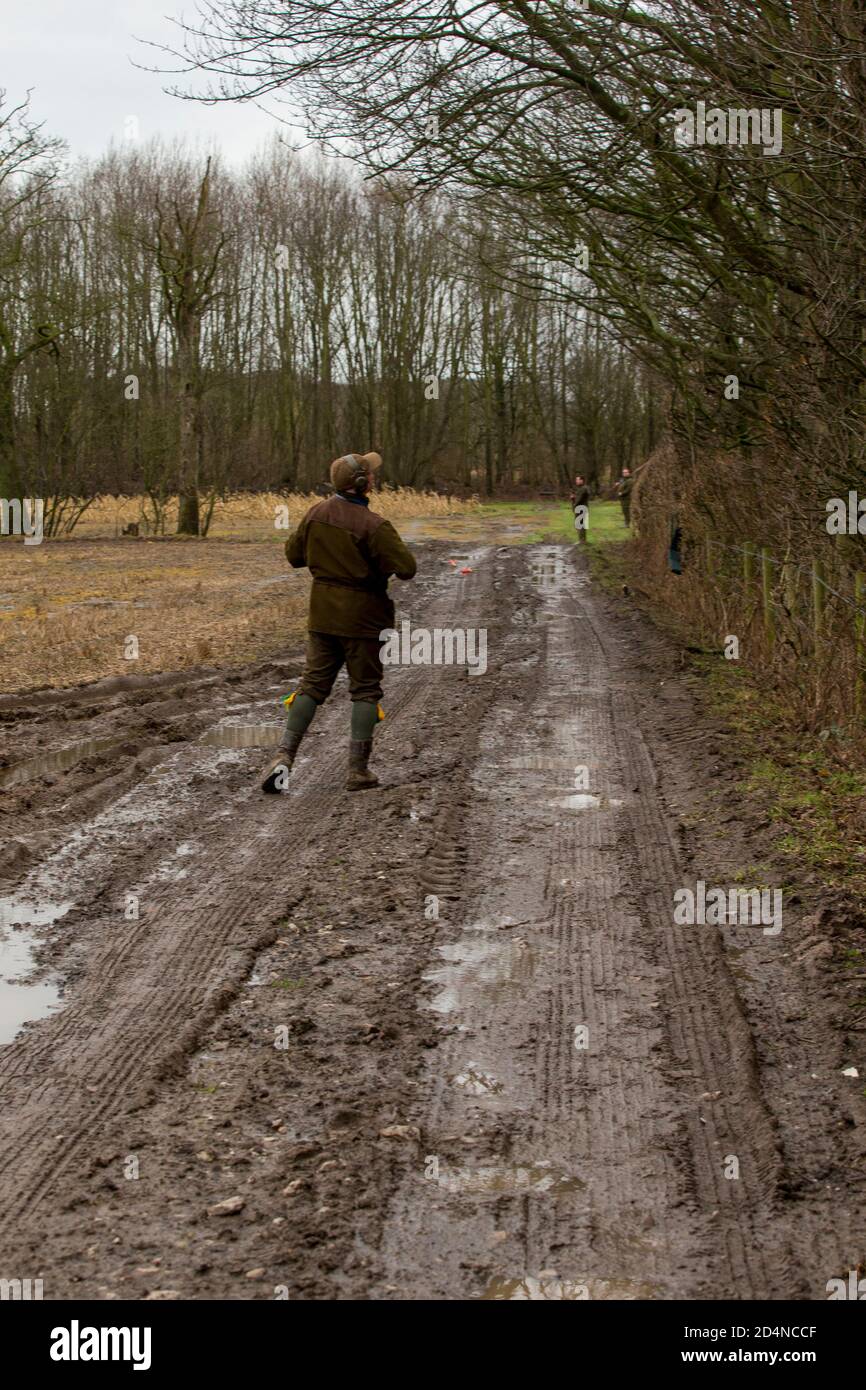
199;722;284;749
530;552;568;589
425;927;536;1016
0;735;126;789
7;748;242;953
436;1159;583;1197
552;793;623;811
482;1275;658;1300
0;899;68;1043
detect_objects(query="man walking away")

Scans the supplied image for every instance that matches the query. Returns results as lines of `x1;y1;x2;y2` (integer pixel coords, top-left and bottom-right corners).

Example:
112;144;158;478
615;466;633;527
569;474;590;544
260;451;417;793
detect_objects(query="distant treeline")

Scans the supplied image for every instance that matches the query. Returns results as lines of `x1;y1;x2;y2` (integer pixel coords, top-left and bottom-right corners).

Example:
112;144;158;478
0;108;659;533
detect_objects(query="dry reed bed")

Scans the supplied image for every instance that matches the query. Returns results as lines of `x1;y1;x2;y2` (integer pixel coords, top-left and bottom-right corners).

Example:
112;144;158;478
72;489;482;540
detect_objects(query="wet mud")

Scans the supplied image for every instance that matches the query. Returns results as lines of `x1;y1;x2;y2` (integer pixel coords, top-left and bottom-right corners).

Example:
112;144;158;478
0;542;863;1299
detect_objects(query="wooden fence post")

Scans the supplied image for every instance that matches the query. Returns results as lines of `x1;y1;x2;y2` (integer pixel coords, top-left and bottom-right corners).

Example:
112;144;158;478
782;554;797;615
743;542;754;593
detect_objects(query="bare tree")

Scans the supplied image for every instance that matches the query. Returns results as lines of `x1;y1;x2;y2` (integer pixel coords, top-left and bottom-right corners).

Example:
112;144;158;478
0;92;61;503
152;153;226;534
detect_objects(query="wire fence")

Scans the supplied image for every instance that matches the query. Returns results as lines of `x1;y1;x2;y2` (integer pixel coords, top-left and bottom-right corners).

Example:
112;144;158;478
709;539;866;621
694;536;866;707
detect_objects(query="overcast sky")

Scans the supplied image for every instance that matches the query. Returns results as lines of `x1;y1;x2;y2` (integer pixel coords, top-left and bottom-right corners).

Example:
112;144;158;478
5;0;293;164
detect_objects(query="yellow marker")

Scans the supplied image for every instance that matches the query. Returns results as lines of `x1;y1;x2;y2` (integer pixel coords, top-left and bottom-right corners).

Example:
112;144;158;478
377;703;385;722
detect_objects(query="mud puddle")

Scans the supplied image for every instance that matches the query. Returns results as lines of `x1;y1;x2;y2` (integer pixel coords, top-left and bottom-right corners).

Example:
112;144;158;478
552;793;624;811
0;899;67;1043
199;721;284;749
433;1159;584;1197
8;745;244;927
425;924;536;1018
0;734;126;788
530;549;569;589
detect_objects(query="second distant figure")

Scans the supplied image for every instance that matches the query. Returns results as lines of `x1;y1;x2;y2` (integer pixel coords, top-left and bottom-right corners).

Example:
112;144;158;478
570;474;591;545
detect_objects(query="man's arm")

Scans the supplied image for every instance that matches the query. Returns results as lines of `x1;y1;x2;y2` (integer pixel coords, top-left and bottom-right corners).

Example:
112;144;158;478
285;518;307;568
370;519;417;580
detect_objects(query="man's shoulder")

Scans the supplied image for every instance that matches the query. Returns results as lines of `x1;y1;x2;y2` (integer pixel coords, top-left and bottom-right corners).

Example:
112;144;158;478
307;495;386;536
367;511;411;546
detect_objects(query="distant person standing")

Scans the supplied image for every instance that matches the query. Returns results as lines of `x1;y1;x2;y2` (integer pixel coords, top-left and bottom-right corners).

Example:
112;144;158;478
615;466;633;526
569;474;590;545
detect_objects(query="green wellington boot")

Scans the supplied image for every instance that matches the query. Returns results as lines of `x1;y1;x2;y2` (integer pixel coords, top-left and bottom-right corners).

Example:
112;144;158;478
260;729;305;793
346;738;378;791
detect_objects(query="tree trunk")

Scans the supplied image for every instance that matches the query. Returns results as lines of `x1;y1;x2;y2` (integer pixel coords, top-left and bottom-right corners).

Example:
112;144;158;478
0;371;21;503
176;342;200;535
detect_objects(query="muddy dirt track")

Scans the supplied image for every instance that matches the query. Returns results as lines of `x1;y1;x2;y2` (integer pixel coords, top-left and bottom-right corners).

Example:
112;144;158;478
0;542;863;1300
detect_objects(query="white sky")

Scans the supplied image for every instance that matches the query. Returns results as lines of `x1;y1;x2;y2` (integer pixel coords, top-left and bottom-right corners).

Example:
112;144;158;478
4;0;295;164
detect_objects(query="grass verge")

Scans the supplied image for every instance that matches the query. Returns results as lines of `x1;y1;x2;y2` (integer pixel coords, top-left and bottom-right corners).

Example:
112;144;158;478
597;531;866;904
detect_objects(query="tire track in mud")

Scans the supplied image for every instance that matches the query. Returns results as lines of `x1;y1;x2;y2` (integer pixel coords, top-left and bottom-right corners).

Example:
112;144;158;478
376;545;834;1301
0;542;860;1298
610;695;784;1293
0;546;495;1254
